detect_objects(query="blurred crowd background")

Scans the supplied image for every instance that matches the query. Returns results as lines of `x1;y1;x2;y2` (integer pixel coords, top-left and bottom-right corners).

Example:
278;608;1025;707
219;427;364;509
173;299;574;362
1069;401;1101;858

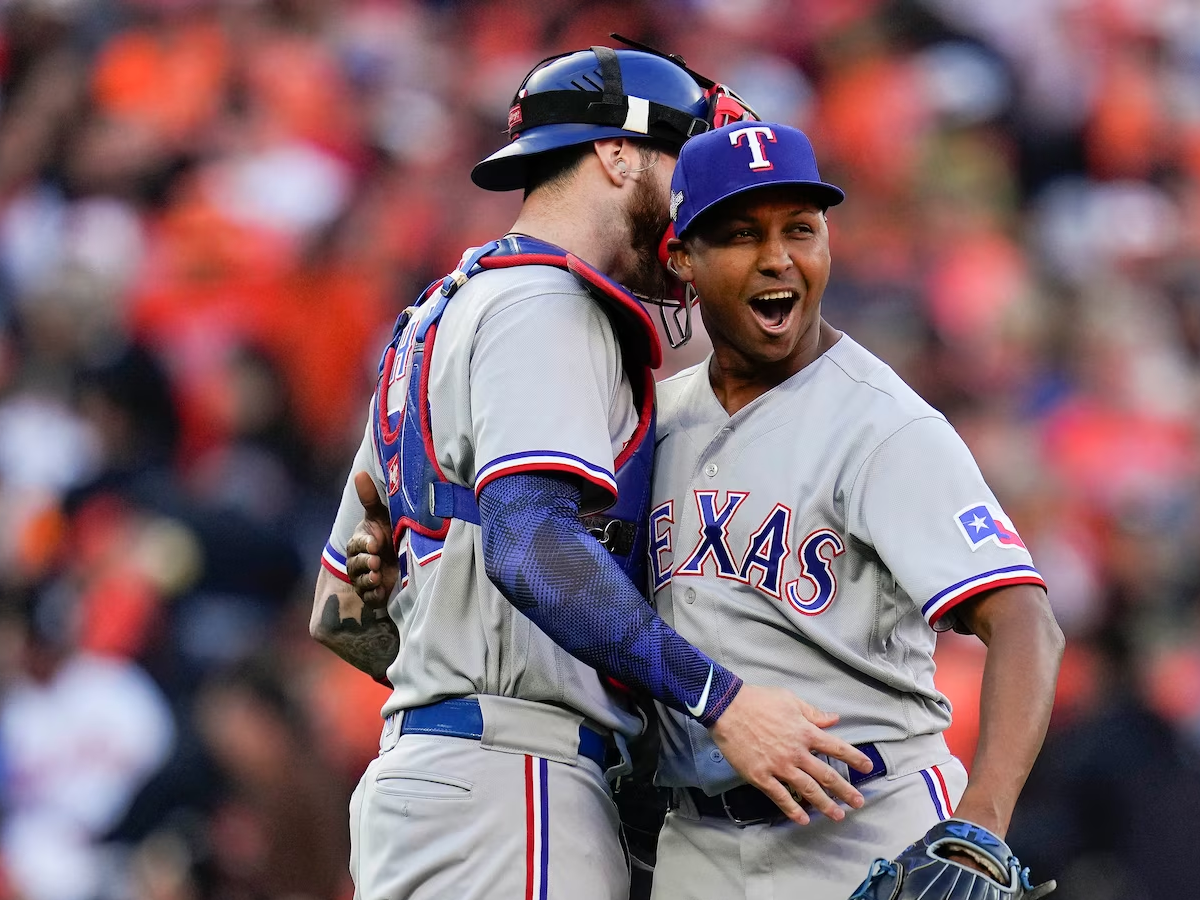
1;0;1199;898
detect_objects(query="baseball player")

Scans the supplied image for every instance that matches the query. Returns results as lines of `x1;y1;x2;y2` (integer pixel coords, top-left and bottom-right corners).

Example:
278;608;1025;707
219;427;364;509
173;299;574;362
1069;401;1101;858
310;52;873;900
644;121;1065;899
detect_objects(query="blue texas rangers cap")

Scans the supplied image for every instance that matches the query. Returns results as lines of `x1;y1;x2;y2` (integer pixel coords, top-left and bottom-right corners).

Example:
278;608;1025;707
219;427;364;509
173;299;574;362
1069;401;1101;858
670;121;844;237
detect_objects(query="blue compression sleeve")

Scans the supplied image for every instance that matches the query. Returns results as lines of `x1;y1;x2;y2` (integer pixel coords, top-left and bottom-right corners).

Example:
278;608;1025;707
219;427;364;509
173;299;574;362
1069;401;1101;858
479;472;742;727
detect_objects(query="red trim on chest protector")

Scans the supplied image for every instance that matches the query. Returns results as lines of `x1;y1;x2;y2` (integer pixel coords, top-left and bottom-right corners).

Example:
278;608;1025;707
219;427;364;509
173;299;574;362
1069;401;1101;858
418;322;449;484
617;366;656;469
387;321;454;545
377;344;400;444
479;252;663;369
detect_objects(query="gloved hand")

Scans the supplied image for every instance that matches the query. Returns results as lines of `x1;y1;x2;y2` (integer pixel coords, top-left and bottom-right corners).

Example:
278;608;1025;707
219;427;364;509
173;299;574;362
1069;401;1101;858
848;819;1056;900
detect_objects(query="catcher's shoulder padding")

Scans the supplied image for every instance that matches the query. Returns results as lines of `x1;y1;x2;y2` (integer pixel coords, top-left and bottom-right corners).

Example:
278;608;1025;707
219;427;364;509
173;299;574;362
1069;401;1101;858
848;818;1056;900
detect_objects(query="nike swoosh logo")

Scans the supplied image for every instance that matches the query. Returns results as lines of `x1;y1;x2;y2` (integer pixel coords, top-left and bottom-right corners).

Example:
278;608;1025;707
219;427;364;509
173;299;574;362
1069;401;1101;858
685;664;714;717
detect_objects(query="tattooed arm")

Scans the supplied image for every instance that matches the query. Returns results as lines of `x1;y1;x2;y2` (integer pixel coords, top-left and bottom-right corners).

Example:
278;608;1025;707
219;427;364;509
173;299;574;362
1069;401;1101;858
310;470;401;683
310;566;398;685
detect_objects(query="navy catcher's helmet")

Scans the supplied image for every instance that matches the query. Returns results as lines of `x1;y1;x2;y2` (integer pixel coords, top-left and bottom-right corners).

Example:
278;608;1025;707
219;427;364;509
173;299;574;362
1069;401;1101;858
472;36;758;192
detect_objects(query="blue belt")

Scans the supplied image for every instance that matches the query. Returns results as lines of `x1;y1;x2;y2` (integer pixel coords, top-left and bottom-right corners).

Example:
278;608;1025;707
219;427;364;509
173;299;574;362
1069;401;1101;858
399;698;608;770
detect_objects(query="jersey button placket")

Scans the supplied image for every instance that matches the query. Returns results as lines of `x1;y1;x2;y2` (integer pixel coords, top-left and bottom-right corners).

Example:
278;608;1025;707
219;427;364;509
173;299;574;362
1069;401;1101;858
684;587;696;604
704;462;718;477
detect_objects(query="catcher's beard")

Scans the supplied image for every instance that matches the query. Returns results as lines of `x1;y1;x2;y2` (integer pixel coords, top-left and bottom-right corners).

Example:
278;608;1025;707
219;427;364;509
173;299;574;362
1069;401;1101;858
623;169;673;300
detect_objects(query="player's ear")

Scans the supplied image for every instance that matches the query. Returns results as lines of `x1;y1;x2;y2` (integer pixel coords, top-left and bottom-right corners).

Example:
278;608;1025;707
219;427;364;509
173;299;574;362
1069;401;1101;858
593;138;630;187
667;238;694;284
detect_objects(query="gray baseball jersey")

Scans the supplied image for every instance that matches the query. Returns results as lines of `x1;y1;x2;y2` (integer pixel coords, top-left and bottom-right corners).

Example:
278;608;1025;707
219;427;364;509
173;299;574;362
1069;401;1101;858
326;262;649;900
648;334;1046;796
324;262;644;739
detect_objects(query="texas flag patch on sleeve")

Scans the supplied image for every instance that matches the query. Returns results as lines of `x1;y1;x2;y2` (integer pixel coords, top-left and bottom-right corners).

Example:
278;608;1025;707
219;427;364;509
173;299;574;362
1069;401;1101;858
955;503;1027;551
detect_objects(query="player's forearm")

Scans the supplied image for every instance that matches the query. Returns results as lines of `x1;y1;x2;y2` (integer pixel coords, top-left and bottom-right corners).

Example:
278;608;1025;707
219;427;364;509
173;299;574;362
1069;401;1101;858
954;588;1064;836
310;567;399;685
479;473;742;726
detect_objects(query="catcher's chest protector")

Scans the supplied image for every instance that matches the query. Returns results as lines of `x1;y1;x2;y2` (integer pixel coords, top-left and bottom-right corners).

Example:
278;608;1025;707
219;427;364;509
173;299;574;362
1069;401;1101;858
372;235;659;590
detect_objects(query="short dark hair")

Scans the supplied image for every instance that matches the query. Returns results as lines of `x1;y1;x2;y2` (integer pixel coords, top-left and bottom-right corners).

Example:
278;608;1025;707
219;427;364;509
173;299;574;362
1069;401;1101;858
523;144;592;199
523;139;674;199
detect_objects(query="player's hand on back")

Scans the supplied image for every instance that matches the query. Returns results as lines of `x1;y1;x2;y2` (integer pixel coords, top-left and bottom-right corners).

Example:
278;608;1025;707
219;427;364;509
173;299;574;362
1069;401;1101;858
709;684;873;826
346;471;399;608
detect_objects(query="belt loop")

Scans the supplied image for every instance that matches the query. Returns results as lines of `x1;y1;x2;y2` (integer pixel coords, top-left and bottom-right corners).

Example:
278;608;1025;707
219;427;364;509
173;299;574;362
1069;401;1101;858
849;743;886;786
669;788;700;819
380;711;402;753
720;791;773;827
604;731;634;784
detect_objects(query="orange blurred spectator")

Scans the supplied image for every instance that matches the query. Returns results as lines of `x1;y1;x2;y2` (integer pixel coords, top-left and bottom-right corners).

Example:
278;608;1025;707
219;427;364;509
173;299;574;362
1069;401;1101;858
815;34;930;199
91;13;229;150
1085;42;1171;181
240;30;366;163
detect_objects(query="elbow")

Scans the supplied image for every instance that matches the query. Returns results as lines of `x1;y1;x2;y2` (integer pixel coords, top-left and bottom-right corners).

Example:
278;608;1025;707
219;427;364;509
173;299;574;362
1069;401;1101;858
480;514;541;615
309;570;340;647
309;611;333;648
1030;589;1066;669
1045;605;1066;663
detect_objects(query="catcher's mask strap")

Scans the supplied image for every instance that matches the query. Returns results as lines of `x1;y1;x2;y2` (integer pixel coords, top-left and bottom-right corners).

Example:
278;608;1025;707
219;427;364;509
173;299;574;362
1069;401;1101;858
506;39;756;146
611;32;760;126
511;43;711;145
511;91;710;145
591;45;624;105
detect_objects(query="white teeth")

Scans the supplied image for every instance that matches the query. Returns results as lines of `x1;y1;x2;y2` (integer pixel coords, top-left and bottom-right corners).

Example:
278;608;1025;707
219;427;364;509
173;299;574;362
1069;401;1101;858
752;291;795;301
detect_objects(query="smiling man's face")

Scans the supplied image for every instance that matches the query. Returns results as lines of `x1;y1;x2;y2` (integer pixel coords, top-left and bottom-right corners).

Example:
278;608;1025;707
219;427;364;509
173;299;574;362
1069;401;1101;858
671;185;831;376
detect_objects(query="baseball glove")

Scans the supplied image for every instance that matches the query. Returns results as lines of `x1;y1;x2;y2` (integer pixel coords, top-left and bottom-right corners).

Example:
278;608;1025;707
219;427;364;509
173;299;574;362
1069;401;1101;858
848;819;1056;900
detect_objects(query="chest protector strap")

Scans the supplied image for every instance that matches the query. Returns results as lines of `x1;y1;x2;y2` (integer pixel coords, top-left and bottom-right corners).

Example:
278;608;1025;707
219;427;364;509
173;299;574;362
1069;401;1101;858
372;236;660;587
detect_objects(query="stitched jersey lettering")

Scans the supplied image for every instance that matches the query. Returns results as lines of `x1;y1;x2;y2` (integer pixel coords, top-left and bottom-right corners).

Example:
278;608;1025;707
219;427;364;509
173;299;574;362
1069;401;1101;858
784;529;845;616
660;493;844;615
649;500;675;591
737;503;792;599
674;491;748;579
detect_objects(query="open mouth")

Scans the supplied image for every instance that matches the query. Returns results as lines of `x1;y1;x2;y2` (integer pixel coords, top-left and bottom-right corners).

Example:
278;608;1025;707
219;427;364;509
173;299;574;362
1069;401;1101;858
748;291;798;330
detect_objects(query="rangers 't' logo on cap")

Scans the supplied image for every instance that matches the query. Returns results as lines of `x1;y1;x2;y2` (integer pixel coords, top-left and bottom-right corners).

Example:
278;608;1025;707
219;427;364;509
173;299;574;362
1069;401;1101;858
729;125;777;171
670;190;684;221
669;121;844;237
